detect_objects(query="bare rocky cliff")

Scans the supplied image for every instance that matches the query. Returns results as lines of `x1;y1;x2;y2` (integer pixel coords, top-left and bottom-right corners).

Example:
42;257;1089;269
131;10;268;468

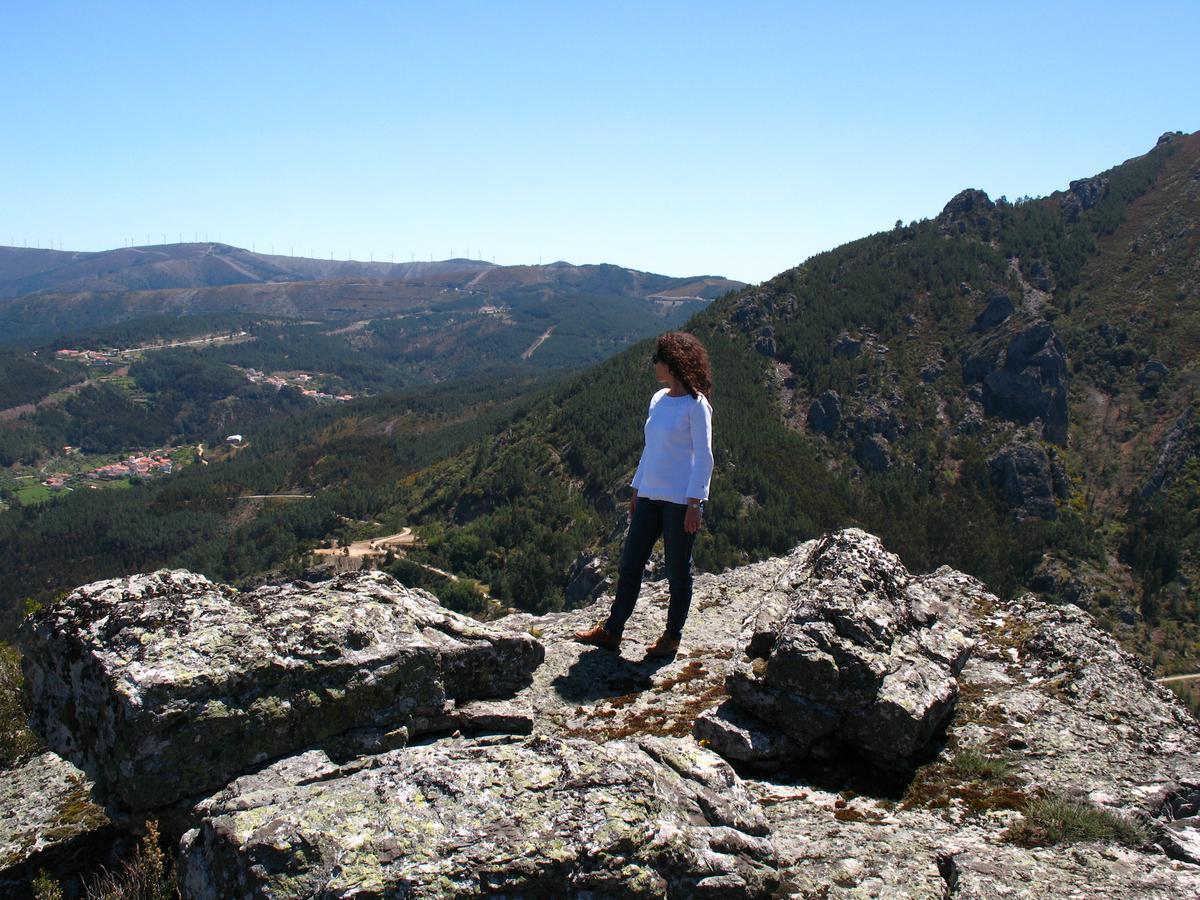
5;530;1200;896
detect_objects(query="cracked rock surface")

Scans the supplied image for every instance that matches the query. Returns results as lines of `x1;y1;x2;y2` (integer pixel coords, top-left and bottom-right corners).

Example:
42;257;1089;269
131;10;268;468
724;529;976;765
178;734;778;899
18;569;543;811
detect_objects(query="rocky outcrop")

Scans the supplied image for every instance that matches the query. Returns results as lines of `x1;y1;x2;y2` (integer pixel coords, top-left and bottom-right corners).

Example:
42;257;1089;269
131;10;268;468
11;530;1200;897
1138;358;1170;386
807;389;842;435
939;189;995;238
962;319;1069;444
19;570;543;812
1062;175;1110;223
971;290;1014;331
1141;406;1195;500
179;735;778;898
854;433;892;472
831;332;861;358
1152;781;1200;864
728;291;797;336
722;530;975;767
851;394;903;442
988;439;1067;520
919;357;945;383
564;552;610;606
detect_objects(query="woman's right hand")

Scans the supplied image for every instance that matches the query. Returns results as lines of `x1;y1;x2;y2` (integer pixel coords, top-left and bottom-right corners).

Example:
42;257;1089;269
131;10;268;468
629;494;638;516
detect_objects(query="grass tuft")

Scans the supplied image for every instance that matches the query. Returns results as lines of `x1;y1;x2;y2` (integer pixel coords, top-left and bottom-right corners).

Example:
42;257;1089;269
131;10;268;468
951;748;1010;780
1005;793;1150;848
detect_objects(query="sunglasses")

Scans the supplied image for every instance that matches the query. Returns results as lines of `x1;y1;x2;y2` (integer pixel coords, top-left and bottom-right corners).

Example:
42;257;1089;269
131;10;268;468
651;353;661;364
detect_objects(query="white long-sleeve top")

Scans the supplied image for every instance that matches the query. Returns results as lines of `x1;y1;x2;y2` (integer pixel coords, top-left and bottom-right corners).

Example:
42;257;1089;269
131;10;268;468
630;388;714;504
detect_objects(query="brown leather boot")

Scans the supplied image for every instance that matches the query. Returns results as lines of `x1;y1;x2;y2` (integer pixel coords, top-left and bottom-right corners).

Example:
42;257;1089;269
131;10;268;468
573;622;621;651
645;633;681;659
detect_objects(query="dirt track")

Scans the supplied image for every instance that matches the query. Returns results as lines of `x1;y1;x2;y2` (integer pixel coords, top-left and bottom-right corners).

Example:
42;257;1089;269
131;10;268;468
312;529;417;558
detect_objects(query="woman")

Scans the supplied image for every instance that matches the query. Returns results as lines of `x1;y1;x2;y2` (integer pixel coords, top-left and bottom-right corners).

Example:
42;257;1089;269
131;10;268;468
575;331;714;658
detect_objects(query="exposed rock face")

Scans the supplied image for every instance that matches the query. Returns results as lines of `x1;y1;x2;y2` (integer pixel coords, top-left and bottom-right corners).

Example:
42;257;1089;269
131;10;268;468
1141;406;1195;500
723;530;974;767
18;570;543;812
807;389;842;435
564;552;610;606
850;395;903;442
854;433;893;472
1138;357;1170;386
728;291;797;337
919;358;945;383
962;319;1069;444
988;439;1067;520
939;189;995;237
694;700;802;767
1063;175;1110;222
179;735;779;898
971;290;1014;331
832;331;862;358
753;325;777;357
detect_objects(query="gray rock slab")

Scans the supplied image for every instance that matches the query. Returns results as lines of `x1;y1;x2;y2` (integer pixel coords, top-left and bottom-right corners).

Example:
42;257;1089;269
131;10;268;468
694;700;801;767
0;751;122;892
19;569;543;811
725;529;977;766
751;780;1200;899
178;735;778;899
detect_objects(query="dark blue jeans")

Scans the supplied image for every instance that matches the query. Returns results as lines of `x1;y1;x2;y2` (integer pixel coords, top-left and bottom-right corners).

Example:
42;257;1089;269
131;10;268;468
604;498;697;639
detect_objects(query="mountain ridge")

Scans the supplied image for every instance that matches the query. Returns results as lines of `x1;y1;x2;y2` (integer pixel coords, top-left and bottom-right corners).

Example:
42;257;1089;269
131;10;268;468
0;243;743;342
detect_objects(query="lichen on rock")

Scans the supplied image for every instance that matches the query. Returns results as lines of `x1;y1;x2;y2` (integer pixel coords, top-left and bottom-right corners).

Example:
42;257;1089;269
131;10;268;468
178;735;779;898
18;569;543;812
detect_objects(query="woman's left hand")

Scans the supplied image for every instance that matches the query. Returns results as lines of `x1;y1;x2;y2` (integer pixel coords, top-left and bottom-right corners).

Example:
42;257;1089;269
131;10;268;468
684;505;702;534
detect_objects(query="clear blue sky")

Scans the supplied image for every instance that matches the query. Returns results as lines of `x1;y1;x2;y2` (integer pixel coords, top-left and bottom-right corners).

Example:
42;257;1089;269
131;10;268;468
2;1;1196;284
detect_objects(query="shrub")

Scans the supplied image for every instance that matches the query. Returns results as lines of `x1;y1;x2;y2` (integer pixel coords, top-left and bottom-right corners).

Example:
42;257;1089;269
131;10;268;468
31;871;63;900
85;820;174;900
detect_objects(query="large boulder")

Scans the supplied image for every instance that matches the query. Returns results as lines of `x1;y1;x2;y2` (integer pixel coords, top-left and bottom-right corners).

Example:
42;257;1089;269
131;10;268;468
19;570;543;812
179;735;779;899
723;530;974;767
854;433;893;473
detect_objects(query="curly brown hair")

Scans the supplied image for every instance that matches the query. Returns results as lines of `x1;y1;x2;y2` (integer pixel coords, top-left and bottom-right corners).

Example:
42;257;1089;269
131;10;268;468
655;332;712;399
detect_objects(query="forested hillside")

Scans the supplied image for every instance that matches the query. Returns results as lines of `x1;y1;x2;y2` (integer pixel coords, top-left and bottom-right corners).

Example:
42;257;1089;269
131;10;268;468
0;370;553;637
391;130;1200;678
2;132;1196;691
